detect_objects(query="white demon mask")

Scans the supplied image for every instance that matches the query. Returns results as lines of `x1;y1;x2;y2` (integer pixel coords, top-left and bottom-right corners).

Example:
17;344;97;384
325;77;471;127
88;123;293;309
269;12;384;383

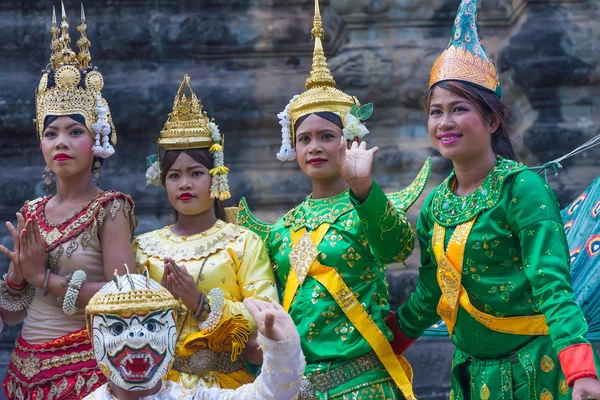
86;271;179;391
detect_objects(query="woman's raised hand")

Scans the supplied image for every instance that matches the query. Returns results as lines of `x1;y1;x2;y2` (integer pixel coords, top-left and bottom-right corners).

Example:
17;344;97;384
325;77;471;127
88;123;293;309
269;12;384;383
0;213;27;282
337;137;378;200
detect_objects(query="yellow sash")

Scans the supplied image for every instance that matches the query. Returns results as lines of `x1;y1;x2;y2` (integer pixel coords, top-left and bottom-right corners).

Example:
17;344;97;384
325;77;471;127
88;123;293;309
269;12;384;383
284;225;416;400
433;219;549;336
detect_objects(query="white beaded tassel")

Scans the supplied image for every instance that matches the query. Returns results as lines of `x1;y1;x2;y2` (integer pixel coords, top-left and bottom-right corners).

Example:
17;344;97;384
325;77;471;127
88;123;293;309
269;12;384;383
276;95;299;162
91;94;115;159
198;287;225;332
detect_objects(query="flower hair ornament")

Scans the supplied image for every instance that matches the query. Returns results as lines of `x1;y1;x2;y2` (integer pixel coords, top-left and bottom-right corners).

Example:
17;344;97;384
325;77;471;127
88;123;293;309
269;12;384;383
145;75;231;200
276;0;373;161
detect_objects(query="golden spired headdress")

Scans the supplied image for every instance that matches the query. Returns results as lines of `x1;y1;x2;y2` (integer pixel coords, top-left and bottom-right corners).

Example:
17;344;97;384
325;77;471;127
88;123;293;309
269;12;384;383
276;0;370;161
85;267;180;335
145;75;231;200
36;2;116;158
429;0;502;98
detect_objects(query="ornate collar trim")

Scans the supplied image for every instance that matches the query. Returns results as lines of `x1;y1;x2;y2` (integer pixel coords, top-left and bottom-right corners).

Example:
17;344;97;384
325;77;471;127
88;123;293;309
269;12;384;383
283;189;353;231
431;157;527;227
135;220;243;262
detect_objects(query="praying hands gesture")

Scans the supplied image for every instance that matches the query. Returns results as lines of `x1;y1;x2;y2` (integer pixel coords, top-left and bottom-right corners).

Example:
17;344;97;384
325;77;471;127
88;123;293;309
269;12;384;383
161;257;203;314
0;215;46;288
337;137;379;201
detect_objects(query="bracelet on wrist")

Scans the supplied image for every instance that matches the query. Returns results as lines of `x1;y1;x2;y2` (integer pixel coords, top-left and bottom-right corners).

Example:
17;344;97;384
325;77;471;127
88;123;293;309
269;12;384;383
62;270;86;316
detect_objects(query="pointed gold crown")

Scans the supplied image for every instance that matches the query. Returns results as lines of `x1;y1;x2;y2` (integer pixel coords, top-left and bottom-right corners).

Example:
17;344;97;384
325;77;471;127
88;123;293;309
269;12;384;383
288;0;358;139
158;75;215;150
429;0;502;98
36;2;116;143
86;267;180;334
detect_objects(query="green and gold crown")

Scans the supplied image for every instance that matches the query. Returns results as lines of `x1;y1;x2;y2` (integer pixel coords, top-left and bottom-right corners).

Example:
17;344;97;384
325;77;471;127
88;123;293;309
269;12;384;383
36;2;117;155
429;0;502;98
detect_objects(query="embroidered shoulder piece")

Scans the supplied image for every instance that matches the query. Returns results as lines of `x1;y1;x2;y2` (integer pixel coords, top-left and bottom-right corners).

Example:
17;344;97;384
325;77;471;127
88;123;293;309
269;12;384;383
134;221;244;263
236;198;273;242
282;189;353;231
387;158;431;212
430;157;527;227
25;191;136;252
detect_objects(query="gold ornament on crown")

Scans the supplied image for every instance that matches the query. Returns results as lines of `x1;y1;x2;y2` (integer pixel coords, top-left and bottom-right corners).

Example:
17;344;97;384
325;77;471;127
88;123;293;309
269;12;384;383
35;2;117;156
85;267;180;335
158;75;214;151
148;75;231;200
287;0;359;139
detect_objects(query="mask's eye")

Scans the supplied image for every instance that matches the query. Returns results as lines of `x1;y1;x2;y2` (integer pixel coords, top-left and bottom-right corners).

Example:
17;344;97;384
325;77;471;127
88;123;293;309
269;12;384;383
109;322;127;336
143;319;162;333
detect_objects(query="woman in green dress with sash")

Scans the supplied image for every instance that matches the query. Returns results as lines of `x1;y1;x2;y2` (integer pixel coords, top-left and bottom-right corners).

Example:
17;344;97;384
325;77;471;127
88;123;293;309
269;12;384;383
237;1;430;398
387;0;600;399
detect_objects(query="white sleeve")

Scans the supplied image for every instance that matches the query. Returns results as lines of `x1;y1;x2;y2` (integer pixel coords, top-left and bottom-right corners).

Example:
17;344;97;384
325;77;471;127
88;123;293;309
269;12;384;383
194;331;305;400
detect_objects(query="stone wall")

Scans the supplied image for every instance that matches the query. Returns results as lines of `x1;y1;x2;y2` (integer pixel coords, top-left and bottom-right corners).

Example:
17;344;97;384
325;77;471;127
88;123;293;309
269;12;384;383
0;0;599;396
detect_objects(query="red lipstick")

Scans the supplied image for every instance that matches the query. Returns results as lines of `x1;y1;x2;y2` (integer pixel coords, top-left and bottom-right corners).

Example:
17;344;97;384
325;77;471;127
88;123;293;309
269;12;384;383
179;192;194;201
53;153;73;161
307;158;327;165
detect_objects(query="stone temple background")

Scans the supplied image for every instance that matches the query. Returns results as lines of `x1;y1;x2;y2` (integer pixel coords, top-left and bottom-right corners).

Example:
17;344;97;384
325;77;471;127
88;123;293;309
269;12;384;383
0;0;599;397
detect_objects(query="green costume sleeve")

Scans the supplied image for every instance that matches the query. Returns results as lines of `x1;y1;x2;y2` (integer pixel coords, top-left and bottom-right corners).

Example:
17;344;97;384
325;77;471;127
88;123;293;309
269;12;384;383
350;180;415;264
395;192;443;338
508;171;590;352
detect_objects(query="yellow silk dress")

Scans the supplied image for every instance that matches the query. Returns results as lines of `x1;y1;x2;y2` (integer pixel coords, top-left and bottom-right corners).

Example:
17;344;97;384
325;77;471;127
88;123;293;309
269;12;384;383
133;220;279;390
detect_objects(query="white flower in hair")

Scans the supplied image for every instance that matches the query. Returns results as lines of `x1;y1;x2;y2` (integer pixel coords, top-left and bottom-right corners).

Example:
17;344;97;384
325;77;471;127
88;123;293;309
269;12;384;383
145;161;161;187
208;121;221;142
92;94;115;158
276;95;299;162
343;113;369;141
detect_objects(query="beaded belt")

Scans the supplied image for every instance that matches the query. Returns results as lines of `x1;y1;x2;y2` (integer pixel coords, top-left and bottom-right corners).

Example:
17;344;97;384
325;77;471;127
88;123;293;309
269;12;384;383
173;348;246;377
299;351;382;399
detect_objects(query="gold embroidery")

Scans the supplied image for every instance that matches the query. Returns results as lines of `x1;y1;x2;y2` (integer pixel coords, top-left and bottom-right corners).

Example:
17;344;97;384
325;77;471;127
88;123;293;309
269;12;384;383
11;349;94;378
98;207;107;227
135;222;243;262
341;247;360;267
75;374;85;395
540;355;554;373
66;238;79;257
480;383;490;400
334;321;355;341
289;233;319;285
12;353;40;380
335;288;356;311
47;246;64;273
558;379;569;395
540;388;553;400
45;228;62;244
123;197;131;218
109;197;120;218
87;371;100;391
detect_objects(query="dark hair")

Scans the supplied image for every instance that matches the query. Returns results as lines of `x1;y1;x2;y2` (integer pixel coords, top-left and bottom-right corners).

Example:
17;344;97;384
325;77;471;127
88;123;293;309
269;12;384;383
424;81;517;161
43;114;87;130
42;114;105;169
161;148;226;221
293;111;343;137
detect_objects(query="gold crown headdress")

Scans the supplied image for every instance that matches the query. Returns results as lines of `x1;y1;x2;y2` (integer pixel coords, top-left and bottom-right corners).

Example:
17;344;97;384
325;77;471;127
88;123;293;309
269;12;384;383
429;0;502;98
85;267;180;335
36;2;116;158
145;75;231;200
276;0;373;161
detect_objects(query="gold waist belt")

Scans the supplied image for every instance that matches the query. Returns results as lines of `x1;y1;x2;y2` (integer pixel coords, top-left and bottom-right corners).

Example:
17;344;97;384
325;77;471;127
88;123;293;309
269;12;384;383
173;349;246;377
299;351;382;398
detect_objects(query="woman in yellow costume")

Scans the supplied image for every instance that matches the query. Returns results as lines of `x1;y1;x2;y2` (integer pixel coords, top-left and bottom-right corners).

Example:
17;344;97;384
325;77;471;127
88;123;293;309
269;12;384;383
134;75;279;390
0;4;136;399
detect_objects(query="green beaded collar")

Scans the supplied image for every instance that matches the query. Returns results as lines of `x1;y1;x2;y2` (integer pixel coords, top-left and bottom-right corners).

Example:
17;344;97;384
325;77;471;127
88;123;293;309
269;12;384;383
283;189;354;231
431;157;527;227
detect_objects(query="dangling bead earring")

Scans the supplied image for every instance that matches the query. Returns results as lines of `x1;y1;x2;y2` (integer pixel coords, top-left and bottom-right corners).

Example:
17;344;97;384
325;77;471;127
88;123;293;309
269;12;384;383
42;165;55;194
92;159;102;185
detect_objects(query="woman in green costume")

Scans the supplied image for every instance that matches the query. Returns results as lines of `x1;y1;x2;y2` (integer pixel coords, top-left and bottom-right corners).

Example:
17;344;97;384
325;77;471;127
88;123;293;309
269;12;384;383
387;1;600;399
236;1;430;398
